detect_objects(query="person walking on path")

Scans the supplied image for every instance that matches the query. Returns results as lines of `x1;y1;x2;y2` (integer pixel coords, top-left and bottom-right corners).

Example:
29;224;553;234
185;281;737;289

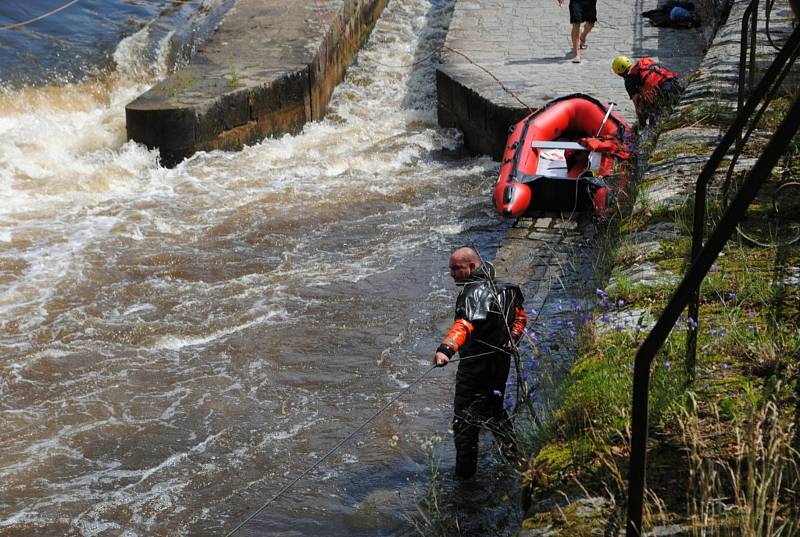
558;0;597;63
612;55;683;127
433;246;527;479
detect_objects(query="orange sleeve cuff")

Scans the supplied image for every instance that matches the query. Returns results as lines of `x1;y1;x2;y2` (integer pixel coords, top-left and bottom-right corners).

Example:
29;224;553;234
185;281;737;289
441;319;474;354
511;306;527;341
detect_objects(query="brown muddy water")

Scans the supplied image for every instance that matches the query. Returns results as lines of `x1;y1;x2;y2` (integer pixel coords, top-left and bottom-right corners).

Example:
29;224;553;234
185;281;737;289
0;0;523;535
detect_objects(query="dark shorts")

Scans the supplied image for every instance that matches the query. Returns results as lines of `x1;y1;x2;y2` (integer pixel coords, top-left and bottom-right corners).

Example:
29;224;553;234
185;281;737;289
569;0;597;23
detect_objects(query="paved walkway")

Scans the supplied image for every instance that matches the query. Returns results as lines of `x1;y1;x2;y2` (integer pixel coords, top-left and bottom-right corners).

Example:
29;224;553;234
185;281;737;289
437;0;708;153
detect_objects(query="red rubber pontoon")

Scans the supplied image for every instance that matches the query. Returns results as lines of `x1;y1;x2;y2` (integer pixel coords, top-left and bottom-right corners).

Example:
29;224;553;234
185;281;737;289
494;94;633;218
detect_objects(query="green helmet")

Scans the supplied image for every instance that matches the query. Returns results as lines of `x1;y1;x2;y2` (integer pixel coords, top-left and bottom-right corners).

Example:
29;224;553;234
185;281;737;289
612;55;633;75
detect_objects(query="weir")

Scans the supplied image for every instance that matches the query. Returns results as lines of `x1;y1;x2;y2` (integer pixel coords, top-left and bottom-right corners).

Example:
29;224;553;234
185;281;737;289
125;0;389;166
3;0;776;535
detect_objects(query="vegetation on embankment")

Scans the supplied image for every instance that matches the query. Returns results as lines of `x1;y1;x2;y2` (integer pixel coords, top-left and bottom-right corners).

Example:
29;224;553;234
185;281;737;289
517;79;800;536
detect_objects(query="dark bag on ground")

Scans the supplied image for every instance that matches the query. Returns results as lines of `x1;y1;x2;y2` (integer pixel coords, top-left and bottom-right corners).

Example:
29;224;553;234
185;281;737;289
642;1;701;28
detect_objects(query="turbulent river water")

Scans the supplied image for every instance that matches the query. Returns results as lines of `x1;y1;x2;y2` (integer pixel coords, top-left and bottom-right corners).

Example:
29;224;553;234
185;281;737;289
0;1;519;535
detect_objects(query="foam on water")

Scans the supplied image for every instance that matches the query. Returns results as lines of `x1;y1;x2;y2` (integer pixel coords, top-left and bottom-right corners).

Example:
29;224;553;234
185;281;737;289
153;309;288;351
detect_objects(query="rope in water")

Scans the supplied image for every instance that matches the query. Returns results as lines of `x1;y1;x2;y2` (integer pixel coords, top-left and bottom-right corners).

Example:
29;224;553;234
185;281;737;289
0;0;81;31
223;349;507;537
224;251;561;535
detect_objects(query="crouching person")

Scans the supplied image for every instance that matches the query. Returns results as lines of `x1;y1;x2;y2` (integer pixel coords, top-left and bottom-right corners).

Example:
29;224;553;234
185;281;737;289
612;55;683;128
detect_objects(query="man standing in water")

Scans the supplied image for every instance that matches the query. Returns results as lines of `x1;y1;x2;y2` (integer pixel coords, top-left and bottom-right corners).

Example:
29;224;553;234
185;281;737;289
434;246;527;479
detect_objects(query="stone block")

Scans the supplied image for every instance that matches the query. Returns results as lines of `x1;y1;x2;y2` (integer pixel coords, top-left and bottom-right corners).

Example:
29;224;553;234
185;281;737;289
507;228;530;239
125;0;389;167
554;219;578;230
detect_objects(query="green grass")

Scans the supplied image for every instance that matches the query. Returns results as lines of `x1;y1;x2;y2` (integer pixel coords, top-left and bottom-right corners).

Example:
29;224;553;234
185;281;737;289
166;73;197;98
228;65;240;88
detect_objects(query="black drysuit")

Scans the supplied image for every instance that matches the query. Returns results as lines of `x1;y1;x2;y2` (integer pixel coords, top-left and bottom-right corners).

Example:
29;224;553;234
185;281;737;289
438;263;526;478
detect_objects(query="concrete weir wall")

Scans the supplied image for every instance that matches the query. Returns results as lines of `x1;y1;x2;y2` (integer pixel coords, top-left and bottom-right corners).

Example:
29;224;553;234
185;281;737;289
126;0;388;167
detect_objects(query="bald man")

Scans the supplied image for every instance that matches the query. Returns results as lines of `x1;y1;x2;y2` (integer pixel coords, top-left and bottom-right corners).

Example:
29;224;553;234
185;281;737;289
434;246;527;479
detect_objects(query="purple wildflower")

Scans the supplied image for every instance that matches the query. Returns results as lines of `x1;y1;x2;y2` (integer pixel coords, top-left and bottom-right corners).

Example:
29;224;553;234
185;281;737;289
493;389;502;397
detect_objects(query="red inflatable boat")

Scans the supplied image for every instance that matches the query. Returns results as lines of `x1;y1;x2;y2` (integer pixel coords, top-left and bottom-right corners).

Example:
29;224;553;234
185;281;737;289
494;94;633;217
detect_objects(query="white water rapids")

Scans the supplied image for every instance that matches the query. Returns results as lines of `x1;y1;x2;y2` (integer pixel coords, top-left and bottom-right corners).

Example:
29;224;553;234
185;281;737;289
0;1;517;535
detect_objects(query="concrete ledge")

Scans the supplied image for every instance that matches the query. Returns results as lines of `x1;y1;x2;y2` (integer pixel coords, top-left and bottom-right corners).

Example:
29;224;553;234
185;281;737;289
436;69;527;160
126;0;388;166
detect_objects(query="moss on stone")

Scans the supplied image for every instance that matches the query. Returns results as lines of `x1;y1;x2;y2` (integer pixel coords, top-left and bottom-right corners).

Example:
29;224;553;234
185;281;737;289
649;142;710;164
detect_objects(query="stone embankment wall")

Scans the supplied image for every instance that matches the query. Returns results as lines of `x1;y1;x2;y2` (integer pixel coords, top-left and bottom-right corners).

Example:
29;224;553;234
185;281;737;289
126;0;388;167
517;1;799;534
634;0;794;221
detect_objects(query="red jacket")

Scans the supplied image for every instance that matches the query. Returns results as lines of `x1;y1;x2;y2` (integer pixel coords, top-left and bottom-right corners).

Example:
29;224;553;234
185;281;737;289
624;58;679;107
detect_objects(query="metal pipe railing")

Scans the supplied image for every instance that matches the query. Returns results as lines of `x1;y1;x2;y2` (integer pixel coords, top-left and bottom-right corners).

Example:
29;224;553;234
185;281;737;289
626;90;800;537
684;21;800;380
737;0;760;113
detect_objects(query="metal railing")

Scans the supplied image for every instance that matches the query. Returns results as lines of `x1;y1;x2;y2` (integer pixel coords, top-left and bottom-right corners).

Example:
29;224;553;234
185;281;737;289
738;0;761;112
625;15;800;537
686;2;800;379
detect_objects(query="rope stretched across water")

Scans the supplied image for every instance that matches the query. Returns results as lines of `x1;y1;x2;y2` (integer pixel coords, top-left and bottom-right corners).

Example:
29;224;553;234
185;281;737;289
223;259;556;535
223;350;502;537
224;248;565;535
0;0;81;31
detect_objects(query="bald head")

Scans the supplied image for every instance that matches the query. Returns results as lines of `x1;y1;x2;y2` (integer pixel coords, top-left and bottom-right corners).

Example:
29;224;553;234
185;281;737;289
448;246;480;283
